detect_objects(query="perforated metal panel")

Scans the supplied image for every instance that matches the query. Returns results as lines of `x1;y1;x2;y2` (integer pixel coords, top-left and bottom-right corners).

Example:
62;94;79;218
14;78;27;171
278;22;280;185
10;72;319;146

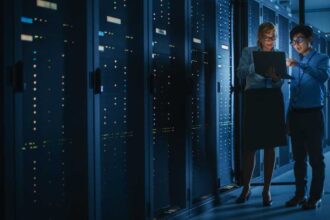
288;21;299;162
278;14;290;166
190;0;214;203
327;41;330;145
313;32;320;52
278;16;289;55
151;0;186;216
16;0;71;219
216;0;234;187
98;1;143;219
262;6;276;23
248;0;260;47
247;0;261;178
320;37;326;54
323;38;329;147
291;22;300;61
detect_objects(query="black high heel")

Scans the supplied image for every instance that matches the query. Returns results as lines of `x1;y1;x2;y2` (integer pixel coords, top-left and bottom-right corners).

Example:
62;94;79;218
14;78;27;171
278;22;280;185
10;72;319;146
236;190;251;204
262;192;273;207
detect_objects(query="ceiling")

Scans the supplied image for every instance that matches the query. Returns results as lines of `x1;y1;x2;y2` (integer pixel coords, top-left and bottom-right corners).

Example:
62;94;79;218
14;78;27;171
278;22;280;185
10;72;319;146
291;0;330;11
284;0;330;33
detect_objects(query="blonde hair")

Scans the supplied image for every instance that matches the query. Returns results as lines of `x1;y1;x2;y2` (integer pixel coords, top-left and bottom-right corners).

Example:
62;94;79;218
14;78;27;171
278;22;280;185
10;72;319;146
257;22;276;48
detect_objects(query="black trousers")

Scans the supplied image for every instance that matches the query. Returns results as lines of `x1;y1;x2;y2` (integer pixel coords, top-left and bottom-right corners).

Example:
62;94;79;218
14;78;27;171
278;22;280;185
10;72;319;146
289;108;325;199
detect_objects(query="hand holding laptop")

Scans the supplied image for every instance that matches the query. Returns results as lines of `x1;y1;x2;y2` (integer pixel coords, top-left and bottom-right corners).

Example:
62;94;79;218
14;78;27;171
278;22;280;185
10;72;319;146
266;66;281;82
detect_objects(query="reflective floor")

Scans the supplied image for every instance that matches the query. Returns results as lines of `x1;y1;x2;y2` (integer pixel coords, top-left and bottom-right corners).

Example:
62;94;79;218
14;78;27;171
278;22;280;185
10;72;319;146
191;152;330;220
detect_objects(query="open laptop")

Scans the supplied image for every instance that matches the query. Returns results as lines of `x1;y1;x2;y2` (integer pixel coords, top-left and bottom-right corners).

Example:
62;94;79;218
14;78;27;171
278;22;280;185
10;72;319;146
252;51;294;79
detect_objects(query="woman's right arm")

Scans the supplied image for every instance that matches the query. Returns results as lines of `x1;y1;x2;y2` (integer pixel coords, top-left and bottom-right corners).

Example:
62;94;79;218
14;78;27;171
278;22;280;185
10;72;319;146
237;47;254;81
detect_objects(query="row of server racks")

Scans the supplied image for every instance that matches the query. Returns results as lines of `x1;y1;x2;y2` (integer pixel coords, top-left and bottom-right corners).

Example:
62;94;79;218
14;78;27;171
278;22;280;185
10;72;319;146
1;0;329;219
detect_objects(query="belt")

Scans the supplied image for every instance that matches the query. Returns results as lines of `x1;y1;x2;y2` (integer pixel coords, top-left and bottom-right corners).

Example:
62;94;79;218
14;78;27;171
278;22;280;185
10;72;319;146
291;107;323;113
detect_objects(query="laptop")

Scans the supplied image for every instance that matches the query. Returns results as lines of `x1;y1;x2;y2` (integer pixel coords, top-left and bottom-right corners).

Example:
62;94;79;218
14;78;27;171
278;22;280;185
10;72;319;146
252;51;294;79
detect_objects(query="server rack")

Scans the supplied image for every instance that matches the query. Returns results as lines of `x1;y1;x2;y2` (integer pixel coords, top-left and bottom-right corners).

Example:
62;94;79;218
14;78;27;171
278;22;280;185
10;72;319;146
260;3;277;173
288;20;300;162
149;0;187;218
320;35;328;149
190;0;217;205
326;39;330;146
311;27;328;151
319;33;330;151
94;0;147;219
215;0;235;188
312;28;321;52
290;21;300;61
276;13;292;168
277;14;290;166
0;0;237;219
320;36;327;54
246;0;261;178
1;0;11;219
3;0;91;219
247;0;260;48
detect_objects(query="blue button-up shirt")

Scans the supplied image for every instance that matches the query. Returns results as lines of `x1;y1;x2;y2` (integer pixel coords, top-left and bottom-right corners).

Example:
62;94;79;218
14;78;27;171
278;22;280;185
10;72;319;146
237;46;283;90
290;49;330;109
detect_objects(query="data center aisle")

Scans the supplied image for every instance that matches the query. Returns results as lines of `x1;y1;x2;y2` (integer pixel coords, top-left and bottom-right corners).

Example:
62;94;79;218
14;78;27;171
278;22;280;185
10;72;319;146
191;152;330;220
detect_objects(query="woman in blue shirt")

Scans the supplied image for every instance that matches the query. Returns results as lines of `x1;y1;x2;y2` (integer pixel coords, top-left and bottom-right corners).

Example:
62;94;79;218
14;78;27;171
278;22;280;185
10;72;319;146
236;22;287;206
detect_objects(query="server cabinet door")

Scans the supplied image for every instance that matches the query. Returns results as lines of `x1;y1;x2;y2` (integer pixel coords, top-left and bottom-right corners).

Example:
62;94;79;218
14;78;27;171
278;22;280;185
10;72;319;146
260;4;277;173
151;0;187;218
313;32;320;52
326;41;330;147
320;37;326;54
320;37;328;149
95;0;146;219
248;0;260;47
190;0;218;203
262;6;276;23
278;15;290;166
216;0;234;187
247;0;261;178
8;0;89;219
290;22;300;61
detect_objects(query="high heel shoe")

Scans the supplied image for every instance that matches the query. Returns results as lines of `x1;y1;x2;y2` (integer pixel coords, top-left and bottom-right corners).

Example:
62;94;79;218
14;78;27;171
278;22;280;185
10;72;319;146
236;190;251;204
262;192;273;207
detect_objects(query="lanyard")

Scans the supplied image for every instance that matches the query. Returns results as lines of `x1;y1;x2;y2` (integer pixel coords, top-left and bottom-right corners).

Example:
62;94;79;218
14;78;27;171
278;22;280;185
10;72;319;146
290;50;317;107
297;50;317;86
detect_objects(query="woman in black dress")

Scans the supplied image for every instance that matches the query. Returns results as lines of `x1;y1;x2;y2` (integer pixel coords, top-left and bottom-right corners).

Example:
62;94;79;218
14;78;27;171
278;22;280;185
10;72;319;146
236;22;287;206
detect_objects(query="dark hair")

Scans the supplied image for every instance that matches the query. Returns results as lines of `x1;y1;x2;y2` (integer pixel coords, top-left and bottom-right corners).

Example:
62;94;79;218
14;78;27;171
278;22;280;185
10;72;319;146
290;25;313;40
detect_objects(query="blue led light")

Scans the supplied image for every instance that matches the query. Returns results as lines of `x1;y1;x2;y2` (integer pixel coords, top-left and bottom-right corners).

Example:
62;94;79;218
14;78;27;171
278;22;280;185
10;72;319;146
98;31;105;37
21;16;33;24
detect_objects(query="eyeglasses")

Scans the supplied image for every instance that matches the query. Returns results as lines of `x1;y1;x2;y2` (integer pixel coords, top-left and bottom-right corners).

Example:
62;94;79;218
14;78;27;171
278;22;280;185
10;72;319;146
290;37;305;45
263;36;276;42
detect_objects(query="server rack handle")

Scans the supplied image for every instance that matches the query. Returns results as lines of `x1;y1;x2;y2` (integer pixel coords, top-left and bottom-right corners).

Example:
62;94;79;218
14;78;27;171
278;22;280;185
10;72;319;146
186;77;193;95
93;68;103;94
12;61;26;93
149;74;156;95
230;84;241;94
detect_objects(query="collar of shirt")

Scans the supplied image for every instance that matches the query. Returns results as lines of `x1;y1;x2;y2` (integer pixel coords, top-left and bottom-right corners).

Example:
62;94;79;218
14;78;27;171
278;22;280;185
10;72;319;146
300;49;316;62
257;46;275;52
